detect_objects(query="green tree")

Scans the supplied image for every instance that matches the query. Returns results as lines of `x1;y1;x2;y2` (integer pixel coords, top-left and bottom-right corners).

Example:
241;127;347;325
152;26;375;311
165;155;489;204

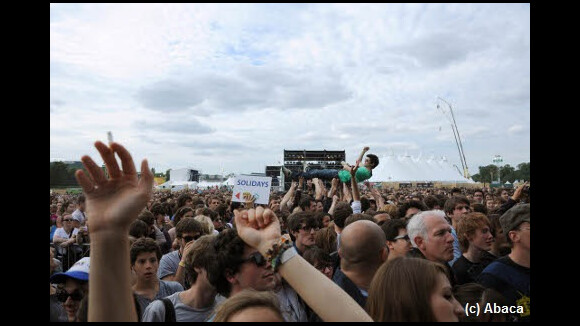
516;162;530;181
499;164;516;183
477;164;499;184
50;162;69;187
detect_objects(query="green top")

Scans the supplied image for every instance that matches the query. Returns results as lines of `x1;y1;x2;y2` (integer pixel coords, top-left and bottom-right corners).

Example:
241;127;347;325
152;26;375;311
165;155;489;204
338;166;372;183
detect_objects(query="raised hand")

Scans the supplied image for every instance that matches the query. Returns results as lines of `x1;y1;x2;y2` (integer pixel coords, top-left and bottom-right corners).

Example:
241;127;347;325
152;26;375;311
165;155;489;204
74;141;154;234
234;207;281;255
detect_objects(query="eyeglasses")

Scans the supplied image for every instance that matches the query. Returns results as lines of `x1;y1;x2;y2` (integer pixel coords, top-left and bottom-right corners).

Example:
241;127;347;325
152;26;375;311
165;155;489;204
392;234;410;242
314;262;333;270
300;226;320;233
62;219;73;222
56;289;84;302
182;234;202;243
242;252;267;267
518;227;530;231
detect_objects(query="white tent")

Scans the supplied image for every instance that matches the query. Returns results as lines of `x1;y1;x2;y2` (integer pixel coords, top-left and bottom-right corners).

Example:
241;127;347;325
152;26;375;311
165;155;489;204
196;181;223;189
370;154;474;183
222;177;236;186
156;180;198;190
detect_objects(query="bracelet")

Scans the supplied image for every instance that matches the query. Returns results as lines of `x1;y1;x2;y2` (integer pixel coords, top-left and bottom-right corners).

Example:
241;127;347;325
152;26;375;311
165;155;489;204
179;261;186;268
265;235;293;272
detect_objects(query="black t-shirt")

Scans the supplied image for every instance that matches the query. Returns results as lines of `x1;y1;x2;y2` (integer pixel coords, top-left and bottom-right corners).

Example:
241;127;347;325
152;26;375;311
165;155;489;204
478;256;530;322
453;252;497;285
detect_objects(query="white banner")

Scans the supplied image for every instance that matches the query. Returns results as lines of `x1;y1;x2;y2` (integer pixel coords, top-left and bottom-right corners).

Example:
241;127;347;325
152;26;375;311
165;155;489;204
231;175;272;205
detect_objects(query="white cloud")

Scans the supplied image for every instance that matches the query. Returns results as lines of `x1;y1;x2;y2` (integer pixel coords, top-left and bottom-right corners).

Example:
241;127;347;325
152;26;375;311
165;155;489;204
50;3;530;175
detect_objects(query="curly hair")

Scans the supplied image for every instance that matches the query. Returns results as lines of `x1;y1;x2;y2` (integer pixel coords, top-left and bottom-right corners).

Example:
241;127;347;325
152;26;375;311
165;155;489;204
130;237;161;265
175;217;204;238
207;228;248;297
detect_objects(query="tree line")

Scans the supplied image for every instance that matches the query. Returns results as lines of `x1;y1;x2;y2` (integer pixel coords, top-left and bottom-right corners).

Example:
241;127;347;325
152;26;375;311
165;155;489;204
470;162;529;184
50;162;166;188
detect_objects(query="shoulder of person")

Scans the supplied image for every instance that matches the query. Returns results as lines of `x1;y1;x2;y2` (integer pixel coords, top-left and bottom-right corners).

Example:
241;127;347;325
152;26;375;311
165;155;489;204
161;279;185;292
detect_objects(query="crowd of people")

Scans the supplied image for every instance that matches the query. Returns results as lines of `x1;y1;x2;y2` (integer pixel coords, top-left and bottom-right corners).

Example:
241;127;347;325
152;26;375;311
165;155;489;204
50;141;530;322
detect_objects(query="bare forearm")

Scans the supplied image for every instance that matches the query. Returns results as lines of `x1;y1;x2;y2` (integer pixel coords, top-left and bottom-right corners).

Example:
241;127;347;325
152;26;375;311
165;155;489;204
356;148;368;164
280;185;296;208
351;178;360;201
278;254;372;322
89;230;137;322
173;264;186;286
328;200;337;216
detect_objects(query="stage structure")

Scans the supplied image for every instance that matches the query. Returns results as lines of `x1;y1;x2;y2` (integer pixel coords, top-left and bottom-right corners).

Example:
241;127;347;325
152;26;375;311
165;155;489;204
282;150;346;190
265;166;282;191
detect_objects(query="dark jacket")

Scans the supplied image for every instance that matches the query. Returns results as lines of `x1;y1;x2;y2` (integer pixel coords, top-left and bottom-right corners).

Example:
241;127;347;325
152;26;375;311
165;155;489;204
331;267;366;308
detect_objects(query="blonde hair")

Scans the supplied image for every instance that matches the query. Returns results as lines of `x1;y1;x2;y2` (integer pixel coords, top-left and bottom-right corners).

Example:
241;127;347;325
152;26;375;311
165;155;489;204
212;289;283;322
194;215;215;234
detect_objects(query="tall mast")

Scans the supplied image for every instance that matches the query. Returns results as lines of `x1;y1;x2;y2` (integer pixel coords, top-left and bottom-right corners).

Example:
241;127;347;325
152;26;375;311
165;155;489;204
437;97;470;178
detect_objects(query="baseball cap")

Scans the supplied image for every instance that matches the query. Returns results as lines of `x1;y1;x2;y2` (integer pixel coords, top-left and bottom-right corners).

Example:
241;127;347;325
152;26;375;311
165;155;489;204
499;204;530;235
50;257;90;283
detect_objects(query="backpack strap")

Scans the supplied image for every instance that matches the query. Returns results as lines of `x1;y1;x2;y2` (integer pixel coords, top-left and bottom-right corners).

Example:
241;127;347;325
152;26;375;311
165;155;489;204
162;297;176;322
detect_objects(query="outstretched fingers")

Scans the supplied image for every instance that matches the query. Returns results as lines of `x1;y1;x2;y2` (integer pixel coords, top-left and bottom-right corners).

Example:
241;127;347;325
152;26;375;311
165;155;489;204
75;170;95;193
95;141;122;179
80;154;107;185
110;142;137;176
138;159;154;195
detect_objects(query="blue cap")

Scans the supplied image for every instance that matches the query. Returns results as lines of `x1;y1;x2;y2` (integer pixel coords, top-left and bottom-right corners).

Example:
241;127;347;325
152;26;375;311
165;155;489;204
50;257;90;283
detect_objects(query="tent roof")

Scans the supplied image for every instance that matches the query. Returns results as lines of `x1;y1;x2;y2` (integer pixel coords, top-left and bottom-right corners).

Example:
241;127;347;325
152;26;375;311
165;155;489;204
370;154;474;183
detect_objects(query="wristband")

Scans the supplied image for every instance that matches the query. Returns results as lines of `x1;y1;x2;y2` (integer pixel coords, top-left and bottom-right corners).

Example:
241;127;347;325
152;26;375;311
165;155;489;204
265;235;293;272
179;261;186;268
280;246;298;265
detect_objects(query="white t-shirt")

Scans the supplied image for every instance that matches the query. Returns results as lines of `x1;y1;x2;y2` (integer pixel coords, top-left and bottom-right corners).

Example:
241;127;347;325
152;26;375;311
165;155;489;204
54;227;79;240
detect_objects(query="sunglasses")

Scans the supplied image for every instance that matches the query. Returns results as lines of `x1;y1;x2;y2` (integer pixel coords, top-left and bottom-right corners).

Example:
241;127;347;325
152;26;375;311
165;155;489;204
62;219;73;222
242;252;267;267
56;289;84;302
393;234;410;242
182;234;202;243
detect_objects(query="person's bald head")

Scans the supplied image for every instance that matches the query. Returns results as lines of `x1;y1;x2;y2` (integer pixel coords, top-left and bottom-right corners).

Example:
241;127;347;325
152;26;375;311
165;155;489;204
339;220;387;272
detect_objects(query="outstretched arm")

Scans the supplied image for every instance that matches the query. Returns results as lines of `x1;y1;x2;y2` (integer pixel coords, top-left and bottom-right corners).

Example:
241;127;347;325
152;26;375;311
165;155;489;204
234;208;373;322
355;146;370;166
280;181;297;212
350;165;361;202
313;178;323;201
75;141;153;322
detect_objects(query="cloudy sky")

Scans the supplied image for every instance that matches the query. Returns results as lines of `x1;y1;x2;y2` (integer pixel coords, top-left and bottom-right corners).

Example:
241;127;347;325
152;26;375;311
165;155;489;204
50;3;530;177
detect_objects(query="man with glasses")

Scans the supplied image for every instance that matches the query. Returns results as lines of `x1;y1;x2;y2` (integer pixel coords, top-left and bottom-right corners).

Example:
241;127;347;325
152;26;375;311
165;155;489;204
206;228;278;320
286;211;321;255
381;219;412;261
444;195;472;266
50;257;90;322
53;213;81;270
478;204;530;322
158;217;205;287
